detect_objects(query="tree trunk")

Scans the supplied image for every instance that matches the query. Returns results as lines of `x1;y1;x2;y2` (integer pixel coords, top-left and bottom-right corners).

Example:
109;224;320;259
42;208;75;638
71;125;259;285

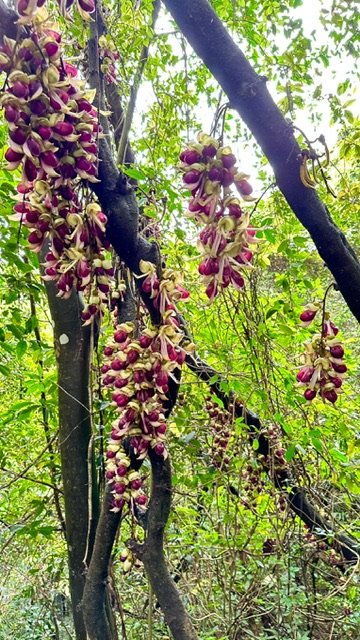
46;285;100;639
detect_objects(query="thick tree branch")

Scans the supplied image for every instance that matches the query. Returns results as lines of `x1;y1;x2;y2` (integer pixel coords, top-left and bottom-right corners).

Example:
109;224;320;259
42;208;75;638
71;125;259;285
0;0;18;41
129;449;198;640
186;350;360;566
83;486;121;640
163;0;360;325
45;284;100;640
27;279;66;538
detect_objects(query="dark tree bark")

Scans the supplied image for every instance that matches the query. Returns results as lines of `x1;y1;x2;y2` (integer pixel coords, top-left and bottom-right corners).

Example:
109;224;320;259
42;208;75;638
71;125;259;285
163;0;360;325
82;486;121;640
129;451;198;640
45;285;100;639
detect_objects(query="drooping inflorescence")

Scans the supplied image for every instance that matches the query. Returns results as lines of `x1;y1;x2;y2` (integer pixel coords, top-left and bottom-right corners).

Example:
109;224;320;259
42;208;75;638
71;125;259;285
296;303;346;403
0;6;115;321
205;396;232;471
103;262;193;512
179;133;260;301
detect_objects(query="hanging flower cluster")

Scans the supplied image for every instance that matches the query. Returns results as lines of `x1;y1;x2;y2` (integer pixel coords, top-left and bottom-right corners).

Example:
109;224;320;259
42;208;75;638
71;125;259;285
16;0;95;22
240;462;266;509
255;424;287;476
205;396;232;470
119;547;142;573
179;133;260;301
99;35;120;85
103;263;193;512
296;304;346;403
238;424;287;510
0;12;114;318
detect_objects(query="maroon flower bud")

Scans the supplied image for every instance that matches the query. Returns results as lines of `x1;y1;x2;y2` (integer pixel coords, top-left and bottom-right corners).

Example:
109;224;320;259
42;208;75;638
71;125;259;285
123;409;136;424
127;349;139;364
113;377;127;389
28;229;43;245
4;104;19;123
235;178;253;196
37;125;52;140
28;80;42;97
113;482;126;494
156;423;167;435
26;137;41;156
25;210;39;224
60;162;76;179
11;80;29;99
221;153;236;168
112;498;125;510
117;465;128;477
53;121;75;137
136;389;151;403
115;394;130;407
296;367;314;383
154;442;165;456
44;41;60;58
131;479;142;491
230;271;245;289
135;494;147;506
180;148;202;164
323;389;338;403
5;148;23;163
304;388;316;401
10;128;27;145
228;203;242;218
17;0;31;15
332;377;342;388
41;151;59;168
203;144;217;158
75;157;93;173
176;350;186;365
29;100;47;116
24;158;38;182
221;169;235;188
147;410;159;423
114;329;128;343
104;346;114;357
206;280;218;299
183;169;201;185
111;358;125;371
300;309;317;323
59;186;75;200
79;131;92;144
330;344;344;359
139;335;152;349
332;362;347;374
82;142;97;154
208;166;223;182
133;370;145;384
63;62;77;77
19;110;31;125
77;98;92;112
